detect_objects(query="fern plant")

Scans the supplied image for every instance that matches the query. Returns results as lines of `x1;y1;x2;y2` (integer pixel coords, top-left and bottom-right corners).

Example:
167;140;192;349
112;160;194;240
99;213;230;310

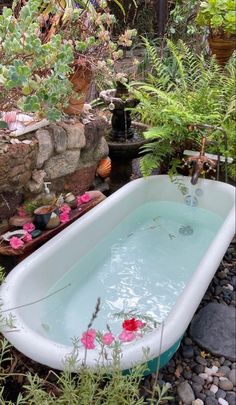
130;39;236;178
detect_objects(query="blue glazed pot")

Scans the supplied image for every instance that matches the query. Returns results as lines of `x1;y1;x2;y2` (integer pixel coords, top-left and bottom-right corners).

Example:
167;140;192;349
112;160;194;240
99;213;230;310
34;205;60;230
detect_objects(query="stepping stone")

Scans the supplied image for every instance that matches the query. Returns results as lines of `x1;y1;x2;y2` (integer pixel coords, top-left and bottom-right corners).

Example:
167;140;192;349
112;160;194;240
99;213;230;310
190;303;236;361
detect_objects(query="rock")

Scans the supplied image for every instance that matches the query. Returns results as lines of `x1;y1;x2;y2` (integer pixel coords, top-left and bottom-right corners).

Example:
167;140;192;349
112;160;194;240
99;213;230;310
218;366;231;377
192;375;204;385
192;383;202;394
61;122;86;150
205;366;219;375
177;381;195;404
192;400;204;405
193;365;204;374
218;399;229;405
27;169;46;193
224;284;234;291
196;356;207;366
35;129;53;168
205;397;218;405
190;303;236;361
199;373;208;380
216;389;226;399
182;345;194;358
226;391;236;405
218;378;234;391
228;369;236;386
44;151;80;179
93;137;109;162
210;384;218;394
51;125;67;154
231;276;236;289
184;337;193;345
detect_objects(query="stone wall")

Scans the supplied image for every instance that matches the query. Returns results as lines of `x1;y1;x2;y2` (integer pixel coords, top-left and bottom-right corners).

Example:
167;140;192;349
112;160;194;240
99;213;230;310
0;115;108;224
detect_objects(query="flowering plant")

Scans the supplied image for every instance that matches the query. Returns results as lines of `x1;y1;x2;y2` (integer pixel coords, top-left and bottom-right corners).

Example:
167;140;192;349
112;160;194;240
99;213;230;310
0;0;136;119
79;316;156;351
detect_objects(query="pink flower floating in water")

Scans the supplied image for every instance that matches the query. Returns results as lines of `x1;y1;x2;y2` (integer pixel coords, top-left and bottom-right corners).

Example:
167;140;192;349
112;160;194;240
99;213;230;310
118;329;136;343
10;237;24;250
81;328;97;350
77;192;91;205
59;204;71;214
102;332;115;346
23;232;32;242
23;222;35;233
59;212;70;224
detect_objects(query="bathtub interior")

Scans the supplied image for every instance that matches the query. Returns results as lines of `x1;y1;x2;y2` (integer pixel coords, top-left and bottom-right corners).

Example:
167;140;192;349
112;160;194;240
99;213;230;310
2;176;235;351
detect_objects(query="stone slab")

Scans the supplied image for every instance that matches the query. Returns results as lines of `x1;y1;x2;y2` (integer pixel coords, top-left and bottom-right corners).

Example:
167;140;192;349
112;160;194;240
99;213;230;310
190;303;236;361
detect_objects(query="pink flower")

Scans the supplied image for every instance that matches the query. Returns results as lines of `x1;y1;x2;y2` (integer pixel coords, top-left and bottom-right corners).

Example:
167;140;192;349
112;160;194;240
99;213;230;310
77;192;91;205
23;232;32;242
102;332;115;346
23;223;35;233
10;237;24;250
17;206;27;218
59;212;70;224
59;204;71;214
81;329;97;350
118;329;135;343
122;318;145;332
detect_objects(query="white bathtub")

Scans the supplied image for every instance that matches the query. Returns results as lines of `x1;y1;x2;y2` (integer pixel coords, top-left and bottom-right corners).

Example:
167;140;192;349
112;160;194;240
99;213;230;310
0;176;235;372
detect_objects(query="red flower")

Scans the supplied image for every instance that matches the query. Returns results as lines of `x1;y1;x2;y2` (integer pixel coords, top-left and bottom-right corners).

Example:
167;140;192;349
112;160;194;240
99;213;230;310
122;318;145;332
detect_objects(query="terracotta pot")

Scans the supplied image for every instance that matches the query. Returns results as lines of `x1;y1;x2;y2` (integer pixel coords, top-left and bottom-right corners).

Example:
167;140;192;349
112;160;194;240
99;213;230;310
208;36;236;67
64;65;92;115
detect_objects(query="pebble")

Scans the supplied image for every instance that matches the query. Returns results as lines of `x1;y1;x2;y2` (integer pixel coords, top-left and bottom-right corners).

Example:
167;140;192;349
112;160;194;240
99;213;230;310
216;389;227;399
228;369;236;386
219;378;234;391
224;284;234;291
182;345;194;358
210;384;218;394
205;397;218;405
196;356;207;366
218;399;229;405
218;366;231;377
192;400;203;405
192;383;202;395
192;375;204;385
177;381;195;405
193;364;204;374
226;391;236;405
199;373;208;380
205;366;219;375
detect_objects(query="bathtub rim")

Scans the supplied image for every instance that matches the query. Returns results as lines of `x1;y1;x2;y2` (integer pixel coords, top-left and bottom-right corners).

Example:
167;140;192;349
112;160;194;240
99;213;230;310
0;175;235;371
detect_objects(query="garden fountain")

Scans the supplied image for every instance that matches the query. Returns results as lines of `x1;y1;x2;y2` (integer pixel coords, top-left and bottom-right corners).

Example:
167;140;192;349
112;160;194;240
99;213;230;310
100;82;148;190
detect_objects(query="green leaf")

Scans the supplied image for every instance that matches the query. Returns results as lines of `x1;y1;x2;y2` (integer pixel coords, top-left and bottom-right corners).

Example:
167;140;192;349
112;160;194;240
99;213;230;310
0;120;8;129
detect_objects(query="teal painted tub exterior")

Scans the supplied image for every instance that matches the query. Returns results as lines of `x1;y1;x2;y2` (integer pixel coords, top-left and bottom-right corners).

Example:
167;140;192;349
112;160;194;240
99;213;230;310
124;337;182;376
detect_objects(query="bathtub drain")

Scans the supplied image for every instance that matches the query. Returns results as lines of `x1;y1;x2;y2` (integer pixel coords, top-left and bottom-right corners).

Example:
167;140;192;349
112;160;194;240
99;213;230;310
179;225;193;236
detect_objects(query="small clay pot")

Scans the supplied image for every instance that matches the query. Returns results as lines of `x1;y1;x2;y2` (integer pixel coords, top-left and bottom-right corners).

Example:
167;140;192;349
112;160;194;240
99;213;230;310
34;205;60;230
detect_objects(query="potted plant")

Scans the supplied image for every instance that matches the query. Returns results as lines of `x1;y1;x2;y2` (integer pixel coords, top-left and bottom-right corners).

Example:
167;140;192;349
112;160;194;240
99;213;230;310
0;0;136;120
196;0;236;66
